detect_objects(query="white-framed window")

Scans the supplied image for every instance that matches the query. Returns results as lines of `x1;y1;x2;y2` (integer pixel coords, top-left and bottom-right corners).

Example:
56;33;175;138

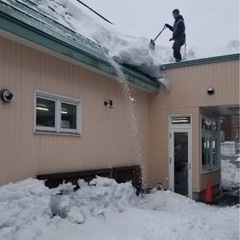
34;90;82;135
201;115;220;172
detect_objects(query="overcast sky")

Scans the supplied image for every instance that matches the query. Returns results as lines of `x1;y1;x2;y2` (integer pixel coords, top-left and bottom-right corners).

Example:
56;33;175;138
86;0;239;50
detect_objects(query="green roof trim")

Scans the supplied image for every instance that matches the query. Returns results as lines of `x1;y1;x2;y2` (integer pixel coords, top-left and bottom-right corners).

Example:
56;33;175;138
0;1;159;93
161;53;240;70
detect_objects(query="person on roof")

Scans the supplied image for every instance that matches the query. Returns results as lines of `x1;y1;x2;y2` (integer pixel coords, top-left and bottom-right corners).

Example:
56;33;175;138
165;9;186;62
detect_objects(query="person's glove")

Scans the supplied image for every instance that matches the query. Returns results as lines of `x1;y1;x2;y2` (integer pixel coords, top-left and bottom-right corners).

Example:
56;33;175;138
169;37;173;41
165;23;171;29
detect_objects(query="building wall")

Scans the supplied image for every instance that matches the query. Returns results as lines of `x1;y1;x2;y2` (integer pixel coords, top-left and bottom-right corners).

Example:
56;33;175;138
0;36;149;186
149;59;239;193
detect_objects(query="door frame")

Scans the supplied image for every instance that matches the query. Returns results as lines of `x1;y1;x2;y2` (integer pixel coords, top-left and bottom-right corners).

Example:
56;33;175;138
168;115;193;198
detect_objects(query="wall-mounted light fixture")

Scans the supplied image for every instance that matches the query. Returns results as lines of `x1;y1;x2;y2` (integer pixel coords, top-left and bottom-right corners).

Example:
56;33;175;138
0;89;13;103
207;87;215;95
104;99;114;109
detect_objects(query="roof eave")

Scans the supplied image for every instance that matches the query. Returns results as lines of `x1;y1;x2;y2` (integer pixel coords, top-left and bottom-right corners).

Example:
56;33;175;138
161;54;240;70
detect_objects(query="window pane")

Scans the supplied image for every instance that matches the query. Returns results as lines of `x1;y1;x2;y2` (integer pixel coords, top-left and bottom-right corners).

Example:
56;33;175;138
211;120;217;131
212;138;217;166
202;137;207;166
172;116;190;124
36;98;55;127
61;103;77;129
202;137;210;166
203;119;211;130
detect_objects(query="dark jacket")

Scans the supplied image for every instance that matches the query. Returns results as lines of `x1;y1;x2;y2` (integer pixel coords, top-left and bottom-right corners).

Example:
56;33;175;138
168;15;185;40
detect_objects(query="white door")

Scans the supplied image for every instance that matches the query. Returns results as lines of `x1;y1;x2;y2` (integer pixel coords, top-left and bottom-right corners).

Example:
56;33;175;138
169;116;192;198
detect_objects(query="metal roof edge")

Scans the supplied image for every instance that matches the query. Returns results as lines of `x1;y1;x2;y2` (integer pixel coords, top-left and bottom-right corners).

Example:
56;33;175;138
0;3;159;93
161;53;240;70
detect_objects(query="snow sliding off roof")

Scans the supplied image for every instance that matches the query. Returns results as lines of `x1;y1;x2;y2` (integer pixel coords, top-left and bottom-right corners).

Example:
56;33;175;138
0;0;160;93
1;0;238;91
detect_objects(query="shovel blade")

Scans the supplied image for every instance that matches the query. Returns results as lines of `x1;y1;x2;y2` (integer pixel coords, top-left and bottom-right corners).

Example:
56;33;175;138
149;39;155;50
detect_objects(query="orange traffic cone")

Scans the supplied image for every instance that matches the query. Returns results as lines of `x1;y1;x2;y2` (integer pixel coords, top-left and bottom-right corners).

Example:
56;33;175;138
205;178;213;203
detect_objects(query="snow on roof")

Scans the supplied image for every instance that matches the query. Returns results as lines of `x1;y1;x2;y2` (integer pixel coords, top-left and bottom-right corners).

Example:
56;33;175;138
1;0;238;83
0;0;169;79
1;0;110;63
0;0;162;92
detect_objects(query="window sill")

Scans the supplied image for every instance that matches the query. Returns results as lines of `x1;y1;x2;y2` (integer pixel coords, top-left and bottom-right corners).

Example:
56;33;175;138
34;130;81;137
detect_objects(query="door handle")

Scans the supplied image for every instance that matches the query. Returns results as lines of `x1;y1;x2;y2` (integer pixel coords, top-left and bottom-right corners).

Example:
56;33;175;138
188;164;192;169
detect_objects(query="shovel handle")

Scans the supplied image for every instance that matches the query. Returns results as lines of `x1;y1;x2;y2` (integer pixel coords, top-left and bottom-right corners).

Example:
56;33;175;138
153;26;166;41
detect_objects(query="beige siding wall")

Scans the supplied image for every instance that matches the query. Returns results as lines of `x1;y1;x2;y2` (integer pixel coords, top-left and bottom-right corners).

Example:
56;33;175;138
0;34;239;191
0;36;149;185
149;59;239;191
159;61;239;108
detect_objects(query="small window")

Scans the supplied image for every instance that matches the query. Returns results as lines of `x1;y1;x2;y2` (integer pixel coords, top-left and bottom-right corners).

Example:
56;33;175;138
172;116;191;124
35;91;82;135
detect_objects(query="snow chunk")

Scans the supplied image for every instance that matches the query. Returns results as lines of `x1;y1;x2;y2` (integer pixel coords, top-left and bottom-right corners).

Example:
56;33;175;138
67;206;85;224
50;194;71;218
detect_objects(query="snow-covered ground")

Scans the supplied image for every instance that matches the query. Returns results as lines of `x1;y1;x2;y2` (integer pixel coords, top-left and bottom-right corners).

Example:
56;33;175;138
221;159;240;191
0;176;239;240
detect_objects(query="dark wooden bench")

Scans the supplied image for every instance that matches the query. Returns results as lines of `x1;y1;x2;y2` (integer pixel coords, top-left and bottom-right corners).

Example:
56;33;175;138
113;165;142;193
37;165;142;193
37;168;112;189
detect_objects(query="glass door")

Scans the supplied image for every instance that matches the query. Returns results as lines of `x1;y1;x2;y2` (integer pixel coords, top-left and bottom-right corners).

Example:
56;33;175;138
169;116;192;198
174;132;189;196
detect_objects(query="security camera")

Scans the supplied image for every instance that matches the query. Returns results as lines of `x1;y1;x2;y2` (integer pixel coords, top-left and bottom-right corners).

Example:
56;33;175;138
207;87;215;95
1;89;13;102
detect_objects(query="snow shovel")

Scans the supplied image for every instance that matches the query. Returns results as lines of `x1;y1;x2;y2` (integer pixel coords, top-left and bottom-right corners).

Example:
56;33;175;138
149;26;166;50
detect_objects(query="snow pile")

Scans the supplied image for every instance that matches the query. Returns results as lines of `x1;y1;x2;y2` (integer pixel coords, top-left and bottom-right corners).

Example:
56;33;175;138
0;177;239;240
0;179;52;240
221;159;240;191
0;177;139;240
50;177;138;221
